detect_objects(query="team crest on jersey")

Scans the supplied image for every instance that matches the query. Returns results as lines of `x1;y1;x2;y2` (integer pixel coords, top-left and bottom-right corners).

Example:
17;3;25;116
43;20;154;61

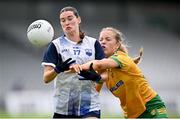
85;49;92;56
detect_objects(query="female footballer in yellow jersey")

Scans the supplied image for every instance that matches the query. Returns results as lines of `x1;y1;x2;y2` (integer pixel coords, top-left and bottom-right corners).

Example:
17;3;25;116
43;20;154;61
70;27;168;118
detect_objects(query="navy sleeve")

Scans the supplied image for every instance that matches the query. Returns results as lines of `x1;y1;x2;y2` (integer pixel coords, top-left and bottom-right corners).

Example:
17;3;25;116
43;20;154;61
42;42;59;65
94;40;105;60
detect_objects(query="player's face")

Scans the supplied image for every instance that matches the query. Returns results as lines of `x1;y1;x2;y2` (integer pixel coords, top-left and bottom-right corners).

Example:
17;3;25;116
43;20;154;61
99;30;120;57
60;11;81;35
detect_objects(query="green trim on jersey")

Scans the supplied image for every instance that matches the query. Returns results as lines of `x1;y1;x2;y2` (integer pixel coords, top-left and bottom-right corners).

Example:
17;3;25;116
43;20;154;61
111;56;123;68
138;95;168;118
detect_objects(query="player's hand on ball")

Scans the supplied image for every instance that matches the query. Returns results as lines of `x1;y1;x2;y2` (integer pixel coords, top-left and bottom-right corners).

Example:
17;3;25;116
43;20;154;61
54;55;76;74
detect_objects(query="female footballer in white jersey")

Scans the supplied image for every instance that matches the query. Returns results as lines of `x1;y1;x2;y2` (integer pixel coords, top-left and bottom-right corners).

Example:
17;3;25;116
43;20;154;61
41;6;105;118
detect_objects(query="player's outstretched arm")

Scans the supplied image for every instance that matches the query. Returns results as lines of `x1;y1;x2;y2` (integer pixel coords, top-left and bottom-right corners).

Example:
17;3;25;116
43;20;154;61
78;63;102;83
43;56;75;84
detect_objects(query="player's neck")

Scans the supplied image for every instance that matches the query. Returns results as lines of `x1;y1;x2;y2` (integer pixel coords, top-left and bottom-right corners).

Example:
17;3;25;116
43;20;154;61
66;32;81;43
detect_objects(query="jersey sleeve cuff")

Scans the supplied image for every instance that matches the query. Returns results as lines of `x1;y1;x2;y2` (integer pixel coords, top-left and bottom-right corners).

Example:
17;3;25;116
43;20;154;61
41;62;56;67
110;56;123;68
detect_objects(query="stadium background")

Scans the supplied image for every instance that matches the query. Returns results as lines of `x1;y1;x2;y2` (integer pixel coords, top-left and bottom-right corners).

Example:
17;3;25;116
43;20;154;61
0;0;180;118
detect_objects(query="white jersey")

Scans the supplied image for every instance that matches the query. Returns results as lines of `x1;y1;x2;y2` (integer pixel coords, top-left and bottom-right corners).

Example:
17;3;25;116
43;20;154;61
42;35;105;116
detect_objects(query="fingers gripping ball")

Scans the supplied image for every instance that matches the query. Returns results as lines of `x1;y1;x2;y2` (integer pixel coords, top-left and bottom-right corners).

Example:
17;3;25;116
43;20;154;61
27;20;54;47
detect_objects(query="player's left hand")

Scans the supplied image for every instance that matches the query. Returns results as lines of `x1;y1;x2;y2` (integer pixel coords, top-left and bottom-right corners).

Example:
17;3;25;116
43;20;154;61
69;64;82;73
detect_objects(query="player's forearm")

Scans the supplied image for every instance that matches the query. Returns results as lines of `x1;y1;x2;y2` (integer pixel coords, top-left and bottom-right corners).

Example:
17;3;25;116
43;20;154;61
80;60;102;71
87;59;117;71
43;69;57;83
70;59;114;74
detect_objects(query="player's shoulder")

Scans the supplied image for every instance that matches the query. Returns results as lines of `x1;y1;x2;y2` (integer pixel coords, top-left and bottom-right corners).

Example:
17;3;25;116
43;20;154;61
84;35;97;41
51;36;64;47
112;51;130;61
49;37;62;51
52;37;61;43
84;36;98;45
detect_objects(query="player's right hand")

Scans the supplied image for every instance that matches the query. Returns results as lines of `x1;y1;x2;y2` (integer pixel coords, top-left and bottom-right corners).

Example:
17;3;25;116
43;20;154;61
54;55;76;74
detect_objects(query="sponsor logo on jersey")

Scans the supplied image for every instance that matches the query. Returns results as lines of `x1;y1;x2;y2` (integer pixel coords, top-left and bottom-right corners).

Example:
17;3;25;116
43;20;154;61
110;80;124;92
61;48;69;53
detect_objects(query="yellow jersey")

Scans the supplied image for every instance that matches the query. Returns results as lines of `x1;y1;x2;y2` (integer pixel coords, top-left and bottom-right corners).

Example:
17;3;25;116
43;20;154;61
105;51;157;117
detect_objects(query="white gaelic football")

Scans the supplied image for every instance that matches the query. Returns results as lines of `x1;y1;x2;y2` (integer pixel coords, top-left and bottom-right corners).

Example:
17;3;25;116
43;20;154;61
27;20;54;47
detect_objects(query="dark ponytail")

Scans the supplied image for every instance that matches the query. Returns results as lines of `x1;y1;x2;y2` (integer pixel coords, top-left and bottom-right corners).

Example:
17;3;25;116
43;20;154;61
79;26;85;39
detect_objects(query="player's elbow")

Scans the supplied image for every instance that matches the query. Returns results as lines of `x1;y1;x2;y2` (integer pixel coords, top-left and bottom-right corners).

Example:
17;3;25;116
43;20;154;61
43;74;52;84
44;79;49;84
43;69;56;84
43;77;50;84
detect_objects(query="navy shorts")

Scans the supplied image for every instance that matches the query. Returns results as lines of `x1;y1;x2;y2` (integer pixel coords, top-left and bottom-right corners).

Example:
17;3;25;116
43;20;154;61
53;110;100;118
